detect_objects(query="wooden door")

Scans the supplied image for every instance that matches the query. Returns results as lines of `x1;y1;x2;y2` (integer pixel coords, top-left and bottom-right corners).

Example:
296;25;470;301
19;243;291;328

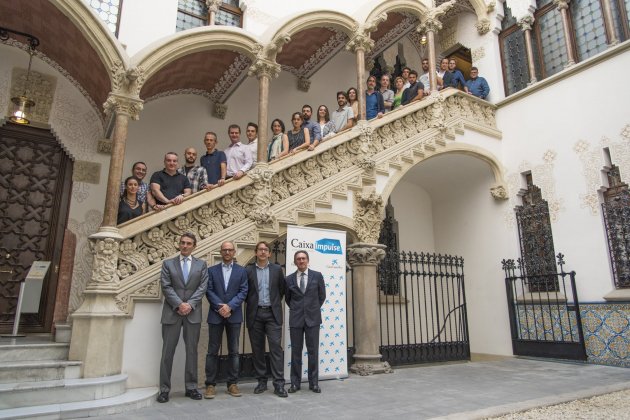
0;123;73;333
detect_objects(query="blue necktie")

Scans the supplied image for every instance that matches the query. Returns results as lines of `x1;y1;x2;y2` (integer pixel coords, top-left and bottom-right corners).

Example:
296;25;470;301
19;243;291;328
182;257;190;284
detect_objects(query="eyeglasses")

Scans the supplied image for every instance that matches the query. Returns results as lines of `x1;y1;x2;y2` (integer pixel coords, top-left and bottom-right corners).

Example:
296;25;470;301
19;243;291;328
221;248;235;252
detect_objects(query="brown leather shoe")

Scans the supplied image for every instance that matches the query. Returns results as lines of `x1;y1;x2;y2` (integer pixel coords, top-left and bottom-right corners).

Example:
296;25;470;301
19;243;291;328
204;385;216;399
227;384;242;397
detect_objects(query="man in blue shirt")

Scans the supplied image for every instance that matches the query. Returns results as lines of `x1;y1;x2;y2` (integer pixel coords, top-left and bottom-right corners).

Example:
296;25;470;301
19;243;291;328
465;67;490;100
200;132;227;190
447;58;466;90
365;75;385;120
301;105;321;150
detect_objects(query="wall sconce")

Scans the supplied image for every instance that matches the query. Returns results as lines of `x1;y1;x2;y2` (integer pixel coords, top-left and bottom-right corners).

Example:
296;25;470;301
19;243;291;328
0;26;40;125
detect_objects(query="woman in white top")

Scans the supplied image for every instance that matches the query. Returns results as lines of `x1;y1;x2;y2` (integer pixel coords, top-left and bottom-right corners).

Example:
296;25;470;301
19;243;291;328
268;118;289;161
317;105;336;140
347;87;359;120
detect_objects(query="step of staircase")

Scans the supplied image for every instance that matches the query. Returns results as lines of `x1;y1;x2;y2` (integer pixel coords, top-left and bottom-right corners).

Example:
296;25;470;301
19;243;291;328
0;374;128;409
0;386;157;419
0;342;69;362
0;360;82;383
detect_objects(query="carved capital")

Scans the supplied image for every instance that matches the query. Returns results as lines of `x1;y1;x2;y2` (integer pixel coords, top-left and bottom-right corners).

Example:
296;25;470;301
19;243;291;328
86;235;121;292
354;188;384;244
97;139;113;154
103;92;144;120
476;18;491;35
110;60;145;97
205;0;222;13
487;0;496;12
297;77;311;92
347;243;386;266
517;15;535;31
213;102;227;119
248;58;281;79
490;184;509;200
419;1;456;33
553;0;570;10
346;33;374;53
419;18;443;33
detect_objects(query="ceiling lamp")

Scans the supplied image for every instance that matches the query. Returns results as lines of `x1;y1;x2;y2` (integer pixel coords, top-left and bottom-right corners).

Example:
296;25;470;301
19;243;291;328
0;27;40;125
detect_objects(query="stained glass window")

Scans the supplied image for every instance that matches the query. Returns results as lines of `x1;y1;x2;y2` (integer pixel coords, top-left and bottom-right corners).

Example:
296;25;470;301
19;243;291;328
176;0;242;31
86;0;122;36
571;0;608;60
501;29;530;95
537;9;568;77
609;0;630;42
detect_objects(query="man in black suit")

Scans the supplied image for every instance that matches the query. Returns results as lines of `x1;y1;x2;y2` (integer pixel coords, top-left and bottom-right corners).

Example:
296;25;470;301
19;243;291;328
157;233;208;403
245;241;287;397
285;250;326;394
204;240;248;398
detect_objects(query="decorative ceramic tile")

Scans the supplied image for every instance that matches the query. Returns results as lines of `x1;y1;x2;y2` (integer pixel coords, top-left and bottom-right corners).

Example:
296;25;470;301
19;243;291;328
580;303;630;367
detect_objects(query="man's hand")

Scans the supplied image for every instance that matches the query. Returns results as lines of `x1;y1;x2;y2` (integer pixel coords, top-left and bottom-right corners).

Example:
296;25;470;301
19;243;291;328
218;178;225;186
171;194;185;205
377;112;384;119
233;171;244;180
218;303;231;318
178;302;192;316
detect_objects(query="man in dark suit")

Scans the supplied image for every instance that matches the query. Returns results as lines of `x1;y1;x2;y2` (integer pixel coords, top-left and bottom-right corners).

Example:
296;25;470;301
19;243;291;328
285;250;326;394
204;240;248;399
157;233;208;403
245;241;287;397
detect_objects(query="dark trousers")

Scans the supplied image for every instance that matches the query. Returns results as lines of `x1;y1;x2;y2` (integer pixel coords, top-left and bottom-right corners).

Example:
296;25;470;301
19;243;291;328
205;321;241;386
289;325;320;388
159;317;200;393
248;308;284;388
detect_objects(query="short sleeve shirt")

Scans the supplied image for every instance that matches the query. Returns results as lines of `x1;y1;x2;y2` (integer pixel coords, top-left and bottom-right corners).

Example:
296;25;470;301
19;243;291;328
200;149;227;185
149;170;191;204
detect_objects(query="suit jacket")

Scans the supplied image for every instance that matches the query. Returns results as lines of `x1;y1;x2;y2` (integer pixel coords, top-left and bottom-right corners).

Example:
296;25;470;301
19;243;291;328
206;262;248;324
285;269;326;328
160;254;209;324
245;262;286;329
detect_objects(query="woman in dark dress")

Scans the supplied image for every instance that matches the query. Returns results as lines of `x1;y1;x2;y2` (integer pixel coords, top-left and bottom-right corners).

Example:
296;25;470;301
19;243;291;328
117;176;145;224
287;112;311;154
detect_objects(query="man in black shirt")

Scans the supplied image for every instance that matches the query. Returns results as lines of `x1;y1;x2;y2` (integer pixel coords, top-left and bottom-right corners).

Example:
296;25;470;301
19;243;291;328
150;152;192;210
401;70;424;106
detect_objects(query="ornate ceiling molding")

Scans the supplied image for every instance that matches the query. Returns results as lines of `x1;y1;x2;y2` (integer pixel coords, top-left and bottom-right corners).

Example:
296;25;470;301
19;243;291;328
281;30;348;79
367;16;419;60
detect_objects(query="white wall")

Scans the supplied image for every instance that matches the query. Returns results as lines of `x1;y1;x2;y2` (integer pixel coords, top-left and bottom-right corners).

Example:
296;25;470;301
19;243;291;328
118;0;179;56
389;180;435;252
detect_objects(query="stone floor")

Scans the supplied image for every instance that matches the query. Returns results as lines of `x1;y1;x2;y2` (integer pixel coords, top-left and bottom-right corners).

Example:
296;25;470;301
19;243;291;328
95;357;630;420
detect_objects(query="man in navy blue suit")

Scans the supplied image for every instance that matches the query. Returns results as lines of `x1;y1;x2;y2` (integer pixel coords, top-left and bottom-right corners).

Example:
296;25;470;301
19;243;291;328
285;250;326;394
204;240;248;399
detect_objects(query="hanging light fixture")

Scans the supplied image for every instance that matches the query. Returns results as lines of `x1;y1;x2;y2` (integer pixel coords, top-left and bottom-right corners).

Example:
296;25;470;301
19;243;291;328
0;27;40;125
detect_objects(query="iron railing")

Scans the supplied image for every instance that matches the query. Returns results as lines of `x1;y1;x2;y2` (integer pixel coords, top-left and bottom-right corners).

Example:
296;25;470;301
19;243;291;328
602;190;630;288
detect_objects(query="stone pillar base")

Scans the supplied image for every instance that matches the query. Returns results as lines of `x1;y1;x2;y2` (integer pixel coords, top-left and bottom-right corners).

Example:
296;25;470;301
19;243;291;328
69;292;125;378
54;323;72;343
350;354;393;376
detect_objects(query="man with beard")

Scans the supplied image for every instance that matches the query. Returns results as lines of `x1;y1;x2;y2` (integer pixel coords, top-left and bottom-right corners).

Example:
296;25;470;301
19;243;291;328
401;70;424;105
331;91;355;133
301;105;322;151
177;147;208;193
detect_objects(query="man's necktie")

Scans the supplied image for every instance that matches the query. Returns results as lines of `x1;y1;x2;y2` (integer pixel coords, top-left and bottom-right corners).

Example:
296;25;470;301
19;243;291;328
300;272;305;293
182;257;190;284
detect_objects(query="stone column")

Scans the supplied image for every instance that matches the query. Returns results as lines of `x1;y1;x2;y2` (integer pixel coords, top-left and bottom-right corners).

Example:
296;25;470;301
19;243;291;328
346;34;374;121
348;243;391;375
248;58;280;163
350;188;392;375
552;0;577;65
69;64;144;377
420;1;456;93
206;0;221;25
518;16;538;84
598;0;621;46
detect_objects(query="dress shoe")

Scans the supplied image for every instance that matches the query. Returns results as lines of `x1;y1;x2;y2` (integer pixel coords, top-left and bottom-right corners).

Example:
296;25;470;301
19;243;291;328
203;385;216;399
156;391;169;403
254;382;268;394
288;385;300;393
309;385;321;393
185;389;203;400
228;383;242;397
274;387;288;398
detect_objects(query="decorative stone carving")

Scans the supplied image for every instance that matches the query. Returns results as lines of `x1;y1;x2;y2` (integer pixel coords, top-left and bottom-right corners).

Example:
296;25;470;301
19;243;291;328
248;57;281;79
282;31;347;79
490;185;509;200
438;18;458;52
368;16;418;60
297;77;311;92
346;13;387;53
97;139;113;154
110;60;145;97
552;0;571;10
476;18;491;35
347;244;386;266
354;188;384;244
213;102;228;119
73;161;101;184
205;0;222;13
86;236;121;293
351;361;393;376
247;163;276;226
471;46;486;63
517;15;535;32
487;0;496;12
419;1;456;33
103;93;143;120
208;55;252;104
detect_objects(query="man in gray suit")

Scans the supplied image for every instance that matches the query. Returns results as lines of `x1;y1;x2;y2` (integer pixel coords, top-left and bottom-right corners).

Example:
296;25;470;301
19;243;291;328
157;232;208;403
245;241;287;397
285;250;326;394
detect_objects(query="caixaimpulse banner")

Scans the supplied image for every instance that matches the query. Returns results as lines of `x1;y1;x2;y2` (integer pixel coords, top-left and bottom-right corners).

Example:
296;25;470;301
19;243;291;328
284;225;348;381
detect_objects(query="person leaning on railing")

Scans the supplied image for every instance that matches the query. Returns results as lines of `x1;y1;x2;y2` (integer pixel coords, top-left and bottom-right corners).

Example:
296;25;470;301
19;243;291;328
287;112;311;154
465;66;490;100
268;118;289;161
150;152;192;211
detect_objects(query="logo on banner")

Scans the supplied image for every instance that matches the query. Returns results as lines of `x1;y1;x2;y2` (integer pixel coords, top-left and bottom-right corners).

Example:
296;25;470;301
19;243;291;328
290;238;343;255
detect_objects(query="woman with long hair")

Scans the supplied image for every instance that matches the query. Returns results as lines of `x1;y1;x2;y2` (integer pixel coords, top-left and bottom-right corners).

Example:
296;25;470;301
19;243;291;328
316;105;336;141
287;112;311;153
268;118;289;161
118;175;145;224
347;87;358;119
392;76;405;110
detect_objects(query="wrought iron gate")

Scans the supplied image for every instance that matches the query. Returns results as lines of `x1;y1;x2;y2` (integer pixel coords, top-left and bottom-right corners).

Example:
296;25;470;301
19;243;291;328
502;254;587;360
377;250;470;365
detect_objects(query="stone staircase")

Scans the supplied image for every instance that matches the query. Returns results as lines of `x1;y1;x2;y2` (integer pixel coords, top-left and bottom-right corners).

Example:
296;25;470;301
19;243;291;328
0;338;156;419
